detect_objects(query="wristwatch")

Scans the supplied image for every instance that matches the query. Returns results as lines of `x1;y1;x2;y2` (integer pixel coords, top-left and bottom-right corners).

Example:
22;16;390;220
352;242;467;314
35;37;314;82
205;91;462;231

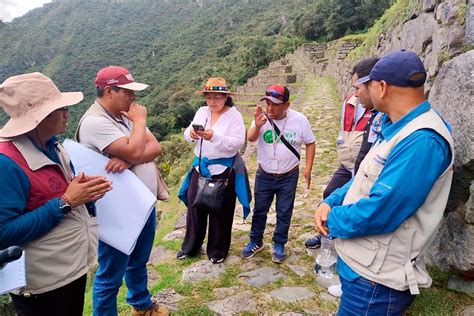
59;197;72;215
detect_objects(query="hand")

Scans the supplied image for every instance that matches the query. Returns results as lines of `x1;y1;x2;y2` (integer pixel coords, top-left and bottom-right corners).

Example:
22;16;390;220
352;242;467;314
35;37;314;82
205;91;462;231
303;168;311;190
314;202;331;236
63;172;113;208
121;102;147;123
190;128;200;140
198;128;214;141
254;103;267;128
105;157;132;174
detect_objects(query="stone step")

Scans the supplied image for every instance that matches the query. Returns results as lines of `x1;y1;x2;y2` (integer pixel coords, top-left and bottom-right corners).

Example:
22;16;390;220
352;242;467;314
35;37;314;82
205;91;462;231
257;65;292;77
235;93;262;103
237;83;298;95
245;73;297;86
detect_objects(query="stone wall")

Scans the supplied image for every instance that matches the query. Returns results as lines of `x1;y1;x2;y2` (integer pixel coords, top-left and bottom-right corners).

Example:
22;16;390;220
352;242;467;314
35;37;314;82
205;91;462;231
292;0;474;282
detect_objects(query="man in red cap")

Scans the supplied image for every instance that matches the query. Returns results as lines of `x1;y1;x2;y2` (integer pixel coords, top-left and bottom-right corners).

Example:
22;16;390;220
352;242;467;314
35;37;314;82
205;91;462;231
76;66;168;315
241;84;315;263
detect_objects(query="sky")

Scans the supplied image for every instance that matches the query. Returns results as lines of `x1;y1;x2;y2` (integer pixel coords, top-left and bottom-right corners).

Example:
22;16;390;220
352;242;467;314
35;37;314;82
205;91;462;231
0;0;53;22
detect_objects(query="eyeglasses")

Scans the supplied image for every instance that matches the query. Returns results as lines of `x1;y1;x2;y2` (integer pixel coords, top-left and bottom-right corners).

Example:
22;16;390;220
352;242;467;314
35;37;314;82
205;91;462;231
265;90;283;98
205;95;226;101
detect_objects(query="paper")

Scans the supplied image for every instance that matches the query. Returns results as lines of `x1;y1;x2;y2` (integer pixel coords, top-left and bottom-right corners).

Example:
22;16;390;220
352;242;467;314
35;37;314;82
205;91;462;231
63;139;157;255
0;254;26;295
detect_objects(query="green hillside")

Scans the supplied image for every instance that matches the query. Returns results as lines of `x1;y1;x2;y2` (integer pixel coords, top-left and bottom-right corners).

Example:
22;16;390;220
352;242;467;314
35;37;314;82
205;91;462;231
0;0;391;139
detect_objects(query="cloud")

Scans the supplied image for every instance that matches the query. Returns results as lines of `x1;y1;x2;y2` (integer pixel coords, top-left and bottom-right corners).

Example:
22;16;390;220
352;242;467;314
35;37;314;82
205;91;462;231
0;0;53;22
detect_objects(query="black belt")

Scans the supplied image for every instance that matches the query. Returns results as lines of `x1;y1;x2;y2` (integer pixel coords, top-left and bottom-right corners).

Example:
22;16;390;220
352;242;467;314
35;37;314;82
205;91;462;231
258;164;299;178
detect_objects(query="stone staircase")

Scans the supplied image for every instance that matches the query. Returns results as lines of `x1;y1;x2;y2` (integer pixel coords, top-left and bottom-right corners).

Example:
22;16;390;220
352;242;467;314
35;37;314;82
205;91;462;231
235;38;363;109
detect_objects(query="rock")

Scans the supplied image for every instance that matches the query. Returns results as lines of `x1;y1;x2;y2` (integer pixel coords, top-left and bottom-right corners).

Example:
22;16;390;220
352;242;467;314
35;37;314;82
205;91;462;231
427;212;474;277
399;13;438;55
429;50;474;211
153;289;184;311
466;184;474;224
207;290;257;315
423;0;440;12
466;0;474;44
447;275;474;294
148;245;177;264
237;267;287;287
213;286;240;299
162;230;185;241
181;260;225;282
225;255;241;265
269;286;315;303
447;21;466;52
319;292;338;302
315;274;341;289
267;213;277;226
286;263;309;277
436;0;464;25
174;213;186;230
461;305;474;316
302;309;323;315
298;232;316;241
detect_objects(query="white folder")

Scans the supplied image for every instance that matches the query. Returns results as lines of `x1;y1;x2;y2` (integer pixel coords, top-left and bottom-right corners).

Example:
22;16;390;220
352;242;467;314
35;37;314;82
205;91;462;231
63;139;156;255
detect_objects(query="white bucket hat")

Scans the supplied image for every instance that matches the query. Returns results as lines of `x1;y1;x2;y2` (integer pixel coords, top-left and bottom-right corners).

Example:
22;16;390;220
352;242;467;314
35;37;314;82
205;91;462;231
0;72;83;138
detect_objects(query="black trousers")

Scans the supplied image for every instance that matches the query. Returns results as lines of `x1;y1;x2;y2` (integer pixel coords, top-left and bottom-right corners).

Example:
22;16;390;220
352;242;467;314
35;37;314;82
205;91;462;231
10;274;87;316
323;164;352;199
181;168;236;259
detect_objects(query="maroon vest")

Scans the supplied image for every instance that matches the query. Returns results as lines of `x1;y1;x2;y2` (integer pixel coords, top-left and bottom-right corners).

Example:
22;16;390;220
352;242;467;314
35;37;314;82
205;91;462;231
0;141;68;211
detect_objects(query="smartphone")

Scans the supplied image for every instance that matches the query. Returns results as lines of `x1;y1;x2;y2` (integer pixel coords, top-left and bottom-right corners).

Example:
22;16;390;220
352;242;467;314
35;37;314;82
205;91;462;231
192;124;205;132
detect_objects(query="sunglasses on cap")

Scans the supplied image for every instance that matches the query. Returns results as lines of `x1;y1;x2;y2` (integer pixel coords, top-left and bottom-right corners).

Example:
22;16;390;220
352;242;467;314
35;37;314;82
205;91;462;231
265;90;283;98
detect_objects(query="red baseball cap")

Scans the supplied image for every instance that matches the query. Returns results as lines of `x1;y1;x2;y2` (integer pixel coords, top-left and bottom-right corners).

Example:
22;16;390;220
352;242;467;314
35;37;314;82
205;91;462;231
260;84;290;104
95;66;149;91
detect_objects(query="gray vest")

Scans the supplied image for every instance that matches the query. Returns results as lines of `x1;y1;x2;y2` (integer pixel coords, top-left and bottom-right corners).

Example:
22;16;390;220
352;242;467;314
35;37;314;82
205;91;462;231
335;109;454;294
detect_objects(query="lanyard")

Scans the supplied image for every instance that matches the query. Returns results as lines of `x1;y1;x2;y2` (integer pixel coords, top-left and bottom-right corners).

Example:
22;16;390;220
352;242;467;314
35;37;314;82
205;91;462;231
269;112;288;159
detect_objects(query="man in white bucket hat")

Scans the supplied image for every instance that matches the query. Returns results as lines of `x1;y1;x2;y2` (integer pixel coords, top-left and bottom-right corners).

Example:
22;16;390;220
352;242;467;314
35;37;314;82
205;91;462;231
0;72;112;316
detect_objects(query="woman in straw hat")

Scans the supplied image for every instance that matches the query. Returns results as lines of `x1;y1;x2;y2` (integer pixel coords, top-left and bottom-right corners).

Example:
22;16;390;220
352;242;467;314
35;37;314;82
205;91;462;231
0;72;112;316
178;77;251;264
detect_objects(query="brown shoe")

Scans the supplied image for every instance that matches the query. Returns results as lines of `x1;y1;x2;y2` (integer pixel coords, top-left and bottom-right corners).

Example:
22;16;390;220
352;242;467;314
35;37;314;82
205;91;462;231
131;300;169;316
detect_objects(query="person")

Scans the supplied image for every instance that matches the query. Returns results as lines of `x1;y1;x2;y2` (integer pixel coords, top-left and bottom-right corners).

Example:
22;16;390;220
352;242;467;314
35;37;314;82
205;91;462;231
305;57;380;251
0;72;112;316
177;77;250;264
241;84;316;263
76;66;168;316
314;50;454;315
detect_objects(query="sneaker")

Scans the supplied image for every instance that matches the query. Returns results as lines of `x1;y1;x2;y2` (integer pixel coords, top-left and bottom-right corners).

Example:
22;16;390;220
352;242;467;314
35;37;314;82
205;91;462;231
272;243;287;264
131;299;169;316
241;241;264;259
328;283;342;297
176;250;187;260
304;235;322;249
209;256;225;264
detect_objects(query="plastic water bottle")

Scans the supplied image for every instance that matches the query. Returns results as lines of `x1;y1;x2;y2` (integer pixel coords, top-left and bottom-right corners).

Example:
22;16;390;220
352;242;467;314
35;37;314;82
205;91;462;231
314;235;337;279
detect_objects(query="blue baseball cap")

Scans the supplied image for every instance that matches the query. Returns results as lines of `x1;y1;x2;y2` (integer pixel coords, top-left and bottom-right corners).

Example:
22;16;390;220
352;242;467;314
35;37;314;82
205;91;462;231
356;50;426;87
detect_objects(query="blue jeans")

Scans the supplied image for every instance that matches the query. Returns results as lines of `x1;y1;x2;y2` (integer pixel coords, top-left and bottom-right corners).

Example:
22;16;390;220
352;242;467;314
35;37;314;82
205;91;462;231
250;168;299;245
93;209;156;316
338;276;416;316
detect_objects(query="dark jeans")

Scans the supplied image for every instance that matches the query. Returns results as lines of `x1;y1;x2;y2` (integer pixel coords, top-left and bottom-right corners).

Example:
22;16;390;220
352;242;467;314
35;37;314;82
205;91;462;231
10;274;87;316
338;276;415;316
323;164;352;199
181;168;236;259
250;168;299;245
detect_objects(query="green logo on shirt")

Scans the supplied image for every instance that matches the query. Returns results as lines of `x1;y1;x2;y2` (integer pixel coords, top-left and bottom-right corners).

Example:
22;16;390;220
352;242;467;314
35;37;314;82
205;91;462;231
263;130;276;144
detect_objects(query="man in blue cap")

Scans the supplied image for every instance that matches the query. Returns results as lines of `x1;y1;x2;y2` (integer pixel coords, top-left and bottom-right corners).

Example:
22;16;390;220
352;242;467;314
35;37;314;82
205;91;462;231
314;50;454;315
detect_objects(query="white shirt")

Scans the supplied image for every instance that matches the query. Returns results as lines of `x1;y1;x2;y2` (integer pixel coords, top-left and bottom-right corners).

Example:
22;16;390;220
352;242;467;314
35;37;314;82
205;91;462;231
184;106;245;175
253;109;315;173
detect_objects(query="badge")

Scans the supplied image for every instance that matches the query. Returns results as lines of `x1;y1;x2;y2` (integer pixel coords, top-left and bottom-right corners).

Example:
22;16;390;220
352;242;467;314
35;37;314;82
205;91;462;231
270;159;279;171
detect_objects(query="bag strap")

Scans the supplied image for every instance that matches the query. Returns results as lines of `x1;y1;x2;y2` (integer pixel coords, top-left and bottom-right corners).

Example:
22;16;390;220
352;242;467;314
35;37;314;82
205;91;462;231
196;118;231;181
264;113;300;160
